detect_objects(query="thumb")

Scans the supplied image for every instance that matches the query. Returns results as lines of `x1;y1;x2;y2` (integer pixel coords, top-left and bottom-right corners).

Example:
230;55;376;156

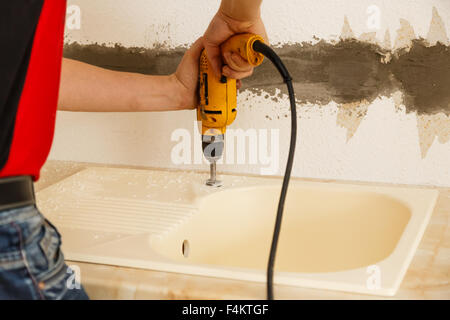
204;42;223;78
188;37;205;60
184;37;205;66
177;37;204;78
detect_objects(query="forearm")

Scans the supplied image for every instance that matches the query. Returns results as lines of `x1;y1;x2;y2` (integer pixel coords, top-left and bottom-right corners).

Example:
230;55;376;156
220;0;262;22
58;58;184;112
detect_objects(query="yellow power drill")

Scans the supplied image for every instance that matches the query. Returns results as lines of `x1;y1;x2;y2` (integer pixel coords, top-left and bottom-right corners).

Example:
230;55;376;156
197;32;298;300
198;33;265;186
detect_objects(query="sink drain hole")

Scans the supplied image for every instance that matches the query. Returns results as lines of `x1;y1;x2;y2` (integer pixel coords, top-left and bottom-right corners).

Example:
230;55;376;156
182;240;190;258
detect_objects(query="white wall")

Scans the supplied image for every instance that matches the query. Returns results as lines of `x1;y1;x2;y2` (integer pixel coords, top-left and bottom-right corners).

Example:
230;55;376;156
52;0;450;187
64;0;450;47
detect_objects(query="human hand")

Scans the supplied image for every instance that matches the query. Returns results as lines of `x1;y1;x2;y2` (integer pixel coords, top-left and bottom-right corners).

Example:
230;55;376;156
171;37;204;110
203;10;268;80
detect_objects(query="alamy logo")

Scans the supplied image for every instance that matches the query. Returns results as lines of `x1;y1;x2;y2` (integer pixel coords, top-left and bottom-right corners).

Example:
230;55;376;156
366;5;381;30
366;265;381;290
171;122;280;175
66;265;82;290
66;5;81;30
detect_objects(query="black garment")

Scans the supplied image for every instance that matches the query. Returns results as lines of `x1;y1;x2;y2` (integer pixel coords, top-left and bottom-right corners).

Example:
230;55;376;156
0;1;44;171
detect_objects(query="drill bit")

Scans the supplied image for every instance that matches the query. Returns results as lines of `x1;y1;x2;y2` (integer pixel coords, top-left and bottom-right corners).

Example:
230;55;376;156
206;160;222;187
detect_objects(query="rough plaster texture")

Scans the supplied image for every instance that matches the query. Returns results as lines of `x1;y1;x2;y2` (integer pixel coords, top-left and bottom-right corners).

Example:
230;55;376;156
51;0;450;186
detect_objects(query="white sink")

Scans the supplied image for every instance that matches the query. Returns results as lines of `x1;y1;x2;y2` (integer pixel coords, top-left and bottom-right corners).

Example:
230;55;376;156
36;167;438;296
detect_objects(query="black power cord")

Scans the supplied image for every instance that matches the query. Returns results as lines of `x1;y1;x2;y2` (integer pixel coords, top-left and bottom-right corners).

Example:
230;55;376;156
252;40;297;300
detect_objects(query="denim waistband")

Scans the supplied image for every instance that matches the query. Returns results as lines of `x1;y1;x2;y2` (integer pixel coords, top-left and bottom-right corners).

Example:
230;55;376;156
0;205;41;226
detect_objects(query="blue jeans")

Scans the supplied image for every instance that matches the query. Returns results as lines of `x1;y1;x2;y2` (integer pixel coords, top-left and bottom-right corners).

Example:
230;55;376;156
0;205;89;300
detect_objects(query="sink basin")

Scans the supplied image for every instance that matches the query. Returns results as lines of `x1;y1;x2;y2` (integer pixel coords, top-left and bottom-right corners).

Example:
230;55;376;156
36;167;438;296
153;186;411;273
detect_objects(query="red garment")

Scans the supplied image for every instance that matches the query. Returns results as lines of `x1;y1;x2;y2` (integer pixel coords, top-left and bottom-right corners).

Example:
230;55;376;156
0;1;67;181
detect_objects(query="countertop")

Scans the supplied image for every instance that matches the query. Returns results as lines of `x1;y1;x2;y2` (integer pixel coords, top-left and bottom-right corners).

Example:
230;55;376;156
35;160;450;299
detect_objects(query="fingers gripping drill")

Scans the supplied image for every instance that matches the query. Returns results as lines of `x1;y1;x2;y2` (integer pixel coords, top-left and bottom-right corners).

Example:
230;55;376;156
197;34;265;187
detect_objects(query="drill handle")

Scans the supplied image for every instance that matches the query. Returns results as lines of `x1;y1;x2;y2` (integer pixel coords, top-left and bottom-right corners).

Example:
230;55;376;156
220;33;265;67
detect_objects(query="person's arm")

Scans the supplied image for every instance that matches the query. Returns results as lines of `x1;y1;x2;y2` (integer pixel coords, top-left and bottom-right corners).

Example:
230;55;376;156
220;0;262;22
203;0;267;79
58;38;204;112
